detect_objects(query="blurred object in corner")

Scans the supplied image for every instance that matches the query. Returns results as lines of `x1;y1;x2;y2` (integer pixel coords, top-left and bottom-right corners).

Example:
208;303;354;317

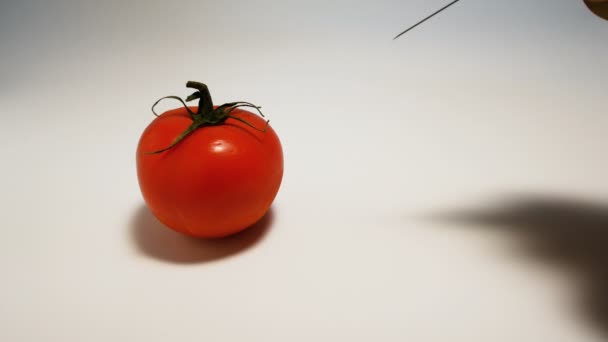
584;0;608;20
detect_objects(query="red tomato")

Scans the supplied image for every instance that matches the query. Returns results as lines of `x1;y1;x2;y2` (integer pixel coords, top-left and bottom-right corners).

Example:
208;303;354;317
136;82;283;238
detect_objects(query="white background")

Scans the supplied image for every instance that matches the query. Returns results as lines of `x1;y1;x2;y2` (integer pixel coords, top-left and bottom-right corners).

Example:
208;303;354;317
1;0;608;341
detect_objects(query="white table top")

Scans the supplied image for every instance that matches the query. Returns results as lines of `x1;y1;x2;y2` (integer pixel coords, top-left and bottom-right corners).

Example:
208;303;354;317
1;0;607;341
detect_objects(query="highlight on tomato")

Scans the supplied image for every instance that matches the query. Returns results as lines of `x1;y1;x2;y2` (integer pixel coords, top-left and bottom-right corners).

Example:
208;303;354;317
136;81;283;238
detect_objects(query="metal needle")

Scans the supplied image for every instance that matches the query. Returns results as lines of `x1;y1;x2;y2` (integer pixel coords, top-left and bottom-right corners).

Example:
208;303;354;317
393;0;461;40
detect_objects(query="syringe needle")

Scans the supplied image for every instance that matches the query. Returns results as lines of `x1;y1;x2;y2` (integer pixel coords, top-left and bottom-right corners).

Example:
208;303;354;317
393;0;461;40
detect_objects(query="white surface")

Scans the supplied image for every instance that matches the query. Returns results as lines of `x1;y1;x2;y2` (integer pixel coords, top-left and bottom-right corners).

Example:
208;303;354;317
1;0;608;341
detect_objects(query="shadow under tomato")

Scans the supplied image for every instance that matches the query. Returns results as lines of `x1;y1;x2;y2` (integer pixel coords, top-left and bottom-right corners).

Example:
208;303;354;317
433;194;608;337
130;204;274;264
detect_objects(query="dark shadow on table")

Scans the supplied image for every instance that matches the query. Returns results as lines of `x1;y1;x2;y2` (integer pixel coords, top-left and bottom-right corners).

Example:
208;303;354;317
435;194;608;336
130;204;274;264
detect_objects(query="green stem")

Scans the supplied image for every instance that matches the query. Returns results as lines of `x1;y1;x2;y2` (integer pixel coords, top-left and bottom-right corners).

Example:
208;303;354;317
145;81;269;154
186;81;213;115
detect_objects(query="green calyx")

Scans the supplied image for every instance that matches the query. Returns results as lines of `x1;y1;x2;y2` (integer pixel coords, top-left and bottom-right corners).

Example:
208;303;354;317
146;81;269;154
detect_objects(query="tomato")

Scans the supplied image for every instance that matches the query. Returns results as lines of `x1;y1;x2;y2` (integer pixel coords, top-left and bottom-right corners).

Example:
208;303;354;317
136;82;283;238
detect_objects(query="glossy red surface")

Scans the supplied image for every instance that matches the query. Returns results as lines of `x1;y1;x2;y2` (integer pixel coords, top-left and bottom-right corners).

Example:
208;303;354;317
136;106;283;238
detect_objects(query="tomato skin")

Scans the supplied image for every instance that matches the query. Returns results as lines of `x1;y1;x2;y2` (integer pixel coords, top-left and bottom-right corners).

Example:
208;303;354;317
136;106;283;238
